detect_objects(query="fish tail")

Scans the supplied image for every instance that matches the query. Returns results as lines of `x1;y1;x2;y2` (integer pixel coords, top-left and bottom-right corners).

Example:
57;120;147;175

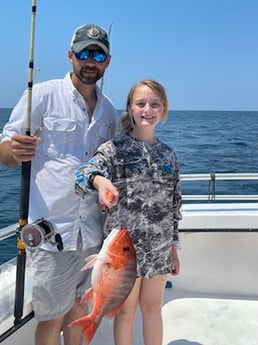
69;316;99;345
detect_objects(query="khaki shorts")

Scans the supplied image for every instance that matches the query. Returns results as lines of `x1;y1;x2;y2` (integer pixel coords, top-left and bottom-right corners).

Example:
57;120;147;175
31;242;99;321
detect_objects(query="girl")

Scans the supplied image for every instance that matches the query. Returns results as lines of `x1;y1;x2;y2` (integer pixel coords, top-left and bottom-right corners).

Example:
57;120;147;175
75;79;182;345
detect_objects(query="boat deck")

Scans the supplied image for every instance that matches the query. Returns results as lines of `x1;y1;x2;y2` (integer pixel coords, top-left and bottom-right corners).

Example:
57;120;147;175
1;200;258;344
162;297;258;345
89;230;258;345
88;296;258;345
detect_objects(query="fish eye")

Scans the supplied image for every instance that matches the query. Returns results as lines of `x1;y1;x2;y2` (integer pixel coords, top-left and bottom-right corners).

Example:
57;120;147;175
123;246;130;252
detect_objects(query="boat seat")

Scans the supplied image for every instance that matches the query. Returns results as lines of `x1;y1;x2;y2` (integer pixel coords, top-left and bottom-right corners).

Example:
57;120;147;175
179;203;258;230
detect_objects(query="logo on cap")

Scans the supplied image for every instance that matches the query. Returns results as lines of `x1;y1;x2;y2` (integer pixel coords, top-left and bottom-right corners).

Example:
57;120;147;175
87;27;101;39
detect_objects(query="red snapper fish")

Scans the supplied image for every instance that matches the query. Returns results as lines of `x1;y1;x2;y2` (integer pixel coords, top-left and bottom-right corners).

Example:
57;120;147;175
69;227;137;344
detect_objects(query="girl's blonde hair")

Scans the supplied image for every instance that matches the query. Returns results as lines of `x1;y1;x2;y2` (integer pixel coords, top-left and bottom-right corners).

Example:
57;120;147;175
121;79;169;134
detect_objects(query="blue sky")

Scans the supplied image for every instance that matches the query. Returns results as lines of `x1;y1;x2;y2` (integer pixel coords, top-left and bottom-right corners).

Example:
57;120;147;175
0;0;257;110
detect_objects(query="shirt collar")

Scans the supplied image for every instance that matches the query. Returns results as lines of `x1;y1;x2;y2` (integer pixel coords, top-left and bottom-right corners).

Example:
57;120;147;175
64;72;104;105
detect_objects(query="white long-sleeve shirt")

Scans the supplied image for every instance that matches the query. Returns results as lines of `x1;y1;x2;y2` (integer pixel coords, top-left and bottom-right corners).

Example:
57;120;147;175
1;72;117;251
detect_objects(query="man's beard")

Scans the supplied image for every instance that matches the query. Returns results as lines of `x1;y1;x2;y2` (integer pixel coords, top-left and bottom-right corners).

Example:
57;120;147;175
75;67;104;85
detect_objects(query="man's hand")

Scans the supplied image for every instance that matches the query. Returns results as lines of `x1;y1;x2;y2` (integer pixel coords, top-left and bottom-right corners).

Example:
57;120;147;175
0;134;41;167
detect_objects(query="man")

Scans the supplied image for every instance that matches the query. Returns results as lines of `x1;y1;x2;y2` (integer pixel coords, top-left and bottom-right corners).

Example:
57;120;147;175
0;24;116;345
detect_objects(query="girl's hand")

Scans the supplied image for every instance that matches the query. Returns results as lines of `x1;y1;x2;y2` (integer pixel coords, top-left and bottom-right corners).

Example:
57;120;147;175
93;175;119;208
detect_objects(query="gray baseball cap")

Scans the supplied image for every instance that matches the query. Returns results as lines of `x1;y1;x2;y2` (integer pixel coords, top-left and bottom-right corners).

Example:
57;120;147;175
70;24;110;54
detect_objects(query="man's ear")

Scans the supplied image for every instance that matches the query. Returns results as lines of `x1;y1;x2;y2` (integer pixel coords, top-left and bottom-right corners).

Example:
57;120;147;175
105;55;112;68
68;50;73;63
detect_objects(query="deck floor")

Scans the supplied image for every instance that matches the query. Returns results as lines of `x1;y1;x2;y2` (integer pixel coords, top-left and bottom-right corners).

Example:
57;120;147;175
2;231;258;345
90;231;258;345
89;294;258;345
162;297;258;345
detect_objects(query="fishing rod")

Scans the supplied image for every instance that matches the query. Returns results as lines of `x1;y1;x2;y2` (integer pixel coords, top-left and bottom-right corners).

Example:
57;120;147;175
100;22;113;91
14;0;37;326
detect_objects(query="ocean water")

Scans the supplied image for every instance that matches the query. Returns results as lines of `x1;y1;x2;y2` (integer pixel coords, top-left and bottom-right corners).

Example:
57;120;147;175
0;108;258;263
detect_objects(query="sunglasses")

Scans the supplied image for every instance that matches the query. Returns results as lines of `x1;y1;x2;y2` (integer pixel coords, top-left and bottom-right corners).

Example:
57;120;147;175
74;49;107;63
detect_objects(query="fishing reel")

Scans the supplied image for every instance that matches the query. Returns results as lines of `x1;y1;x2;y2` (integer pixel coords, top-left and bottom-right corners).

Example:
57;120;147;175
20;218;63;251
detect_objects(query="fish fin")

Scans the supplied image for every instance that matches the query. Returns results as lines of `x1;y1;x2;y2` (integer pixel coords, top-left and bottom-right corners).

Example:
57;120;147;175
81;255;98;270
105;303;124;319
81;287;94;304
69;315;99;345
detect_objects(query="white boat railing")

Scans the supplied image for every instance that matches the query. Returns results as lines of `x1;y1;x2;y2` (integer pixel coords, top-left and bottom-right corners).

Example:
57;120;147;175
0;173;257;242
181;172;258;180
183;194;258;200
0;224;18;242
181;172;258;201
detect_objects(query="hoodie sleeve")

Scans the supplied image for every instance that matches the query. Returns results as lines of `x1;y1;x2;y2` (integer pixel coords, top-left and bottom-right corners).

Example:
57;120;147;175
75;140;114;196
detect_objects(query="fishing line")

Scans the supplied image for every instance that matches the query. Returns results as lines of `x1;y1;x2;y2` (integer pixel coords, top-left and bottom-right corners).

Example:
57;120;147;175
100;22;113;91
